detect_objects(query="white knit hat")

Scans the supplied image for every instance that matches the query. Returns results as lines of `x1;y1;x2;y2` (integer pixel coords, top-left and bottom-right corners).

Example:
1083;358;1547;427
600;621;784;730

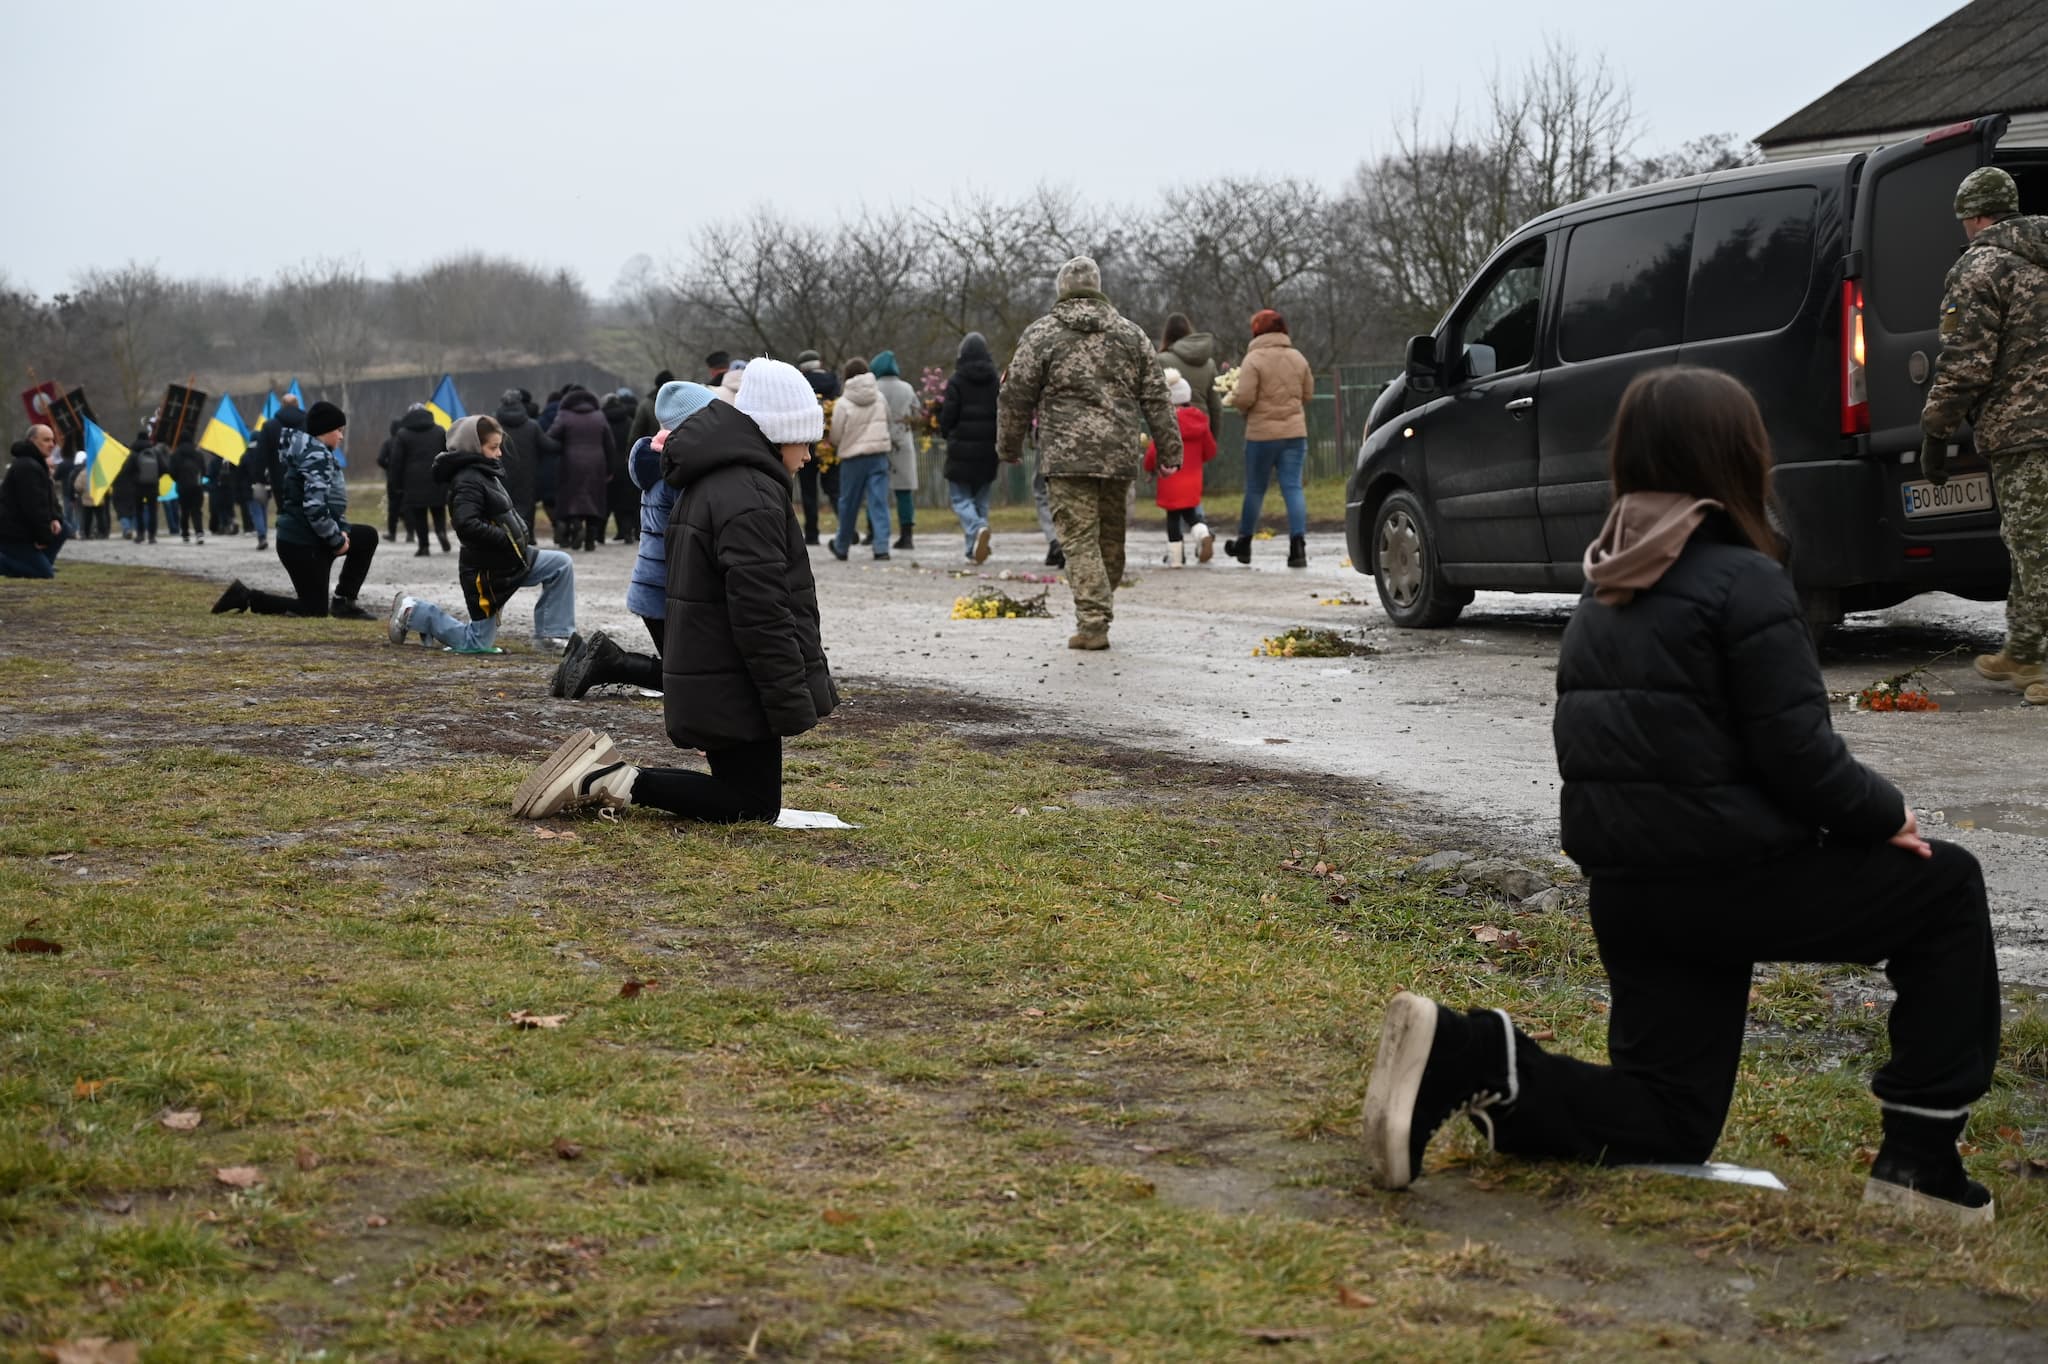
1164;367;1192;406
734;358;824;445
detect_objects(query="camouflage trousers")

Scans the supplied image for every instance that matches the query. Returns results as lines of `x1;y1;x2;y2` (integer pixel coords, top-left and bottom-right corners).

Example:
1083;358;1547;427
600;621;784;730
1989;450;2048;663
1047;475;1129;635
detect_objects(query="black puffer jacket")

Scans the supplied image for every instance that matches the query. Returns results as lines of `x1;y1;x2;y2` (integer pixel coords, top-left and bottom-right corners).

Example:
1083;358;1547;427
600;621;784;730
169;442;207;488
434;447;536;619
0;442;60;545
940;343;1002;485
390;407;448;512
1553;520;1903;877
661;402;837;750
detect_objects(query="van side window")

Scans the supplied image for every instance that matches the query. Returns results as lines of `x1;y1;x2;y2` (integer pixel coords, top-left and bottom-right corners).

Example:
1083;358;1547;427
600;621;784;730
1687;189;1817;342
1557;204;1694;363
1450;240;1546;382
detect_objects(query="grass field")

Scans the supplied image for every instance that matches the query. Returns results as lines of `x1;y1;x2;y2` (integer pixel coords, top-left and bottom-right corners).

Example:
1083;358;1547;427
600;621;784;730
2;565;2044;1362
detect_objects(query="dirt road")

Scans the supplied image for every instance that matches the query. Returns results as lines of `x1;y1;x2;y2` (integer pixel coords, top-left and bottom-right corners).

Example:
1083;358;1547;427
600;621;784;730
62;522;2048;986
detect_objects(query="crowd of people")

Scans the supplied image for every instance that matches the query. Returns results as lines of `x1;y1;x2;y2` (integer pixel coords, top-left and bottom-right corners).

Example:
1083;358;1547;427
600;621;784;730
7;175;2044;1230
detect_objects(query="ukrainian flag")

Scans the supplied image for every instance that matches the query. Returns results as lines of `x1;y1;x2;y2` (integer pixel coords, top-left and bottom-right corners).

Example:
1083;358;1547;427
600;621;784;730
286;377;305;407
425;374;465;430
82;419;131;506
255;389;281;432
199;393;251;465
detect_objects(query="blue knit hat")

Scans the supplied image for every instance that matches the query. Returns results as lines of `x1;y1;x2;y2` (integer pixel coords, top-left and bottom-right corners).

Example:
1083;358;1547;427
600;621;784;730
869;350;901;378
656;380;715;431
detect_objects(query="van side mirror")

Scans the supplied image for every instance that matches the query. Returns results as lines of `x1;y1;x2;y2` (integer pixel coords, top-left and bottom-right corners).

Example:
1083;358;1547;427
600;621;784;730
1405;334;1440;395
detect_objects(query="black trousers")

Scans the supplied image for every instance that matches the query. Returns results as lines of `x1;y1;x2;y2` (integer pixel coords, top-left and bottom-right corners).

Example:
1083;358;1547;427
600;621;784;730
609;482;640;543
1492;841;1999;1165
406;506;448;549
797;463;821;539
632;737;782;823
136;500;158;541
174;482;203;536
246;525;380;617
387;486;404;539
1164;507;1201;542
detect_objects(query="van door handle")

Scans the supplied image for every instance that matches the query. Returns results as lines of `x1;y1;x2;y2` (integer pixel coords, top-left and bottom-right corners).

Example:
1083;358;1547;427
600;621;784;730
1505;397;1535;414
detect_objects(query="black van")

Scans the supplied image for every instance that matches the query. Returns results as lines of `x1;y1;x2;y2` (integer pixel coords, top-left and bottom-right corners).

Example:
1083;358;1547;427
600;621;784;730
1346;113;2047;627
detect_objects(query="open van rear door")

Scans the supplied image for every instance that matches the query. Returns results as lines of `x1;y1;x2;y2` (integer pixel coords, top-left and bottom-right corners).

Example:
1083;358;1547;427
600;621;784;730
1847;113;2006;456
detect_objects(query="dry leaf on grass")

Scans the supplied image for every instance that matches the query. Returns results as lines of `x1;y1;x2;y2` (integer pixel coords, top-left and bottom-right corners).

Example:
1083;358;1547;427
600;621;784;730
295;1144;320;1172
38;1339;140;1364
46;852;76;863
529;826;579;841
509;1010;568;1030
7;936;64;954
619;978;656;999
1020;1007;1046;1018
159;1109;202;1132
1335;1285;1378;1309
821;1209;859;1226
365;1213;390;1228
214;1166;263;1189
98;1196;133;1216
72;1078;109;1100
1468;924;1529;952
553;1138;584;1161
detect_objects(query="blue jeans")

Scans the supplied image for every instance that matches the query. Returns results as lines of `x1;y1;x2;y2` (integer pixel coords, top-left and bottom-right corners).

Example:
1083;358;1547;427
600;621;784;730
831;453;892;557
0;536;60;578
245;496;269;543
1238;437;1308;538
409;549;577;650
948;479;991;557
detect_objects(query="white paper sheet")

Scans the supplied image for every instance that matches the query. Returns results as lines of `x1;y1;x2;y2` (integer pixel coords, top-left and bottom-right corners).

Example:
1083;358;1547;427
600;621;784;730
775;809;859;830
1627;1162;1787;1191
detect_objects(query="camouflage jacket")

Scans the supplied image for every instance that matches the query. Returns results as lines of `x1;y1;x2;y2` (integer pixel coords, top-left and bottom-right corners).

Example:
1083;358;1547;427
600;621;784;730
1921;214;2048;457
997;293;1183;478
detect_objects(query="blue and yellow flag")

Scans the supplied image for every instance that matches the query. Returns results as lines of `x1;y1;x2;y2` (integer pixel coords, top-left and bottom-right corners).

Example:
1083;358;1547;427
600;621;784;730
199;393;251;465
425;374;465;430
82;419;132;506
255;389;281;432
286;377;305;409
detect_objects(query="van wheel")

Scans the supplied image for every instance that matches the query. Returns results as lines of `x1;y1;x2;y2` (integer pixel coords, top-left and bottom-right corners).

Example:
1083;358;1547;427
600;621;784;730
1372;490;1470;628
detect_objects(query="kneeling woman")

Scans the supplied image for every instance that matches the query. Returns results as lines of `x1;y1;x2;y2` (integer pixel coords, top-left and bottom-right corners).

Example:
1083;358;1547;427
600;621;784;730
386;415;577;653
516;359;836;823
1360;367;2001;1225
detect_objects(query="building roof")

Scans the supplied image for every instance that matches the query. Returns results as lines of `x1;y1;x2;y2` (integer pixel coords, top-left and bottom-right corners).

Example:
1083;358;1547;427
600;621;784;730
1757;0;2048;147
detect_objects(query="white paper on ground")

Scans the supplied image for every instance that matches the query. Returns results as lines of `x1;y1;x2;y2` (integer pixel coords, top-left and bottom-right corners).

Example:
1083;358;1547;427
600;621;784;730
1627;1162;1787;1191
776;809;860;831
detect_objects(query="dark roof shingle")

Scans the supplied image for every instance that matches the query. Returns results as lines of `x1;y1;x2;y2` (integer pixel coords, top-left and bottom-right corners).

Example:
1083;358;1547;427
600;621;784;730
1758;0;2048;145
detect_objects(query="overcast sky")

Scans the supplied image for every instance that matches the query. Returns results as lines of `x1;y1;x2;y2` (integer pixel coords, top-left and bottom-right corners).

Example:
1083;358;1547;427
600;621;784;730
4;0;1955;299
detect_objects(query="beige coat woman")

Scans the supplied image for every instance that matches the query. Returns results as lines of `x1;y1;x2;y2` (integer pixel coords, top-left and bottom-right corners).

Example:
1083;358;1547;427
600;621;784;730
1230;331;1315;441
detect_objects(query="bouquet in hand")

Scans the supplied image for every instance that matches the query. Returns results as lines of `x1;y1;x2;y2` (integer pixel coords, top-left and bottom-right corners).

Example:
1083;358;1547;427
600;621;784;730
918;366;948;435
1213;366;1242;408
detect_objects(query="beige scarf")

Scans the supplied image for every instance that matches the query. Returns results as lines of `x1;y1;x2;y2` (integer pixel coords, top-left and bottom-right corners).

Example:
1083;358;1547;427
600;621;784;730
1583;492;1722;606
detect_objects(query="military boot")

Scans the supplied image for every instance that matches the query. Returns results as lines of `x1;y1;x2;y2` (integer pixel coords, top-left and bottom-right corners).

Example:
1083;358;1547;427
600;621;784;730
2025;682;2047;706
1975;652;2044;688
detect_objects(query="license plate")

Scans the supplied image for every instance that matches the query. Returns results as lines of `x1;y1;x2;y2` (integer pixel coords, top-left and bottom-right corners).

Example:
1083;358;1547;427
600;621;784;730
1901;472;1994;519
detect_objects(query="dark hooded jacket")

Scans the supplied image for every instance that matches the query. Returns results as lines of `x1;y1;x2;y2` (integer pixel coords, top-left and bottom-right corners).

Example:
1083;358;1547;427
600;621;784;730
390;407;448;513
1552;516;1904;877
0;441;61;545
255;402;306;491
434;445;536;619
939;336;1002;485
168;441;207;489
661;402;837;750
493;402;554;517
1157;332;1226;431
548;389;613;520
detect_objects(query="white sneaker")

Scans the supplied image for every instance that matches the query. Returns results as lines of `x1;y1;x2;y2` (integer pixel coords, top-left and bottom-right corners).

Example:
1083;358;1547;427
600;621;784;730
1169;541;1186;568
972;525;992;565
386;592;417;646
512;728;634;818
1192;523;1214;564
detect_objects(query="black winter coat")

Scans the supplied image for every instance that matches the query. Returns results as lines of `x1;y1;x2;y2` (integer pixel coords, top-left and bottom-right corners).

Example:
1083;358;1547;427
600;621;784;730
494;404;553;514
1553;521;1903;877
604;396;638;484
390;408;448;512
0;444;60;545
169;442;207;488
434;448;536;619
939;356;1001;485
661;402;837;750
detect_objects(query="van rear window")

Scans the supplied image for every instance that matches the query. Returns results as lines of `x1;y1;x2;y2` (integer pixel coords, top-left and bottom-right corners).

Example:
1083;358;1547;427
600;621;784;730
1868;154;1971;333
1557;205;1694;363
1686;189;1817;342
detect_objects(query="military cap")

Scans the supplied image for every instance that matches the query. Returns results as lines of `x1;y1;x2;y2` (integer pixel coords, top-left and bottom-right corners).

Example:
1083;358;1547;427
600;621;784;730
1954;166;2020;220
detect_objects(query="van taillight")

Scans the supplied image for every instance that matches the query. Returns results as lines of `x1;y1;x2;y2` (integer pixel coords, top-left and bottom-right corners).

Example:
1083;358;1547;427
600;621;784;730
1841;280;1869;436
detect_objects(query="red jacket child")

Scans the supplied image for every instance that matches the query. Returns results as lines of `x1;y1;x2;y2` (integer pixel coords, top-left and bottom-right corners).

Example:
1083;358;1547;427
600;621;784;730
1145;404;1216;511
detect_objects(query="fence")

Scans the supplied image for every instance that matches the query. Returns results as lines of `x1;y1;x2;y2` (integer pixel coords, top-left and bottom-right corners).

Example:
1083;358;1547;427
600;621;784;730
923;362;1401;508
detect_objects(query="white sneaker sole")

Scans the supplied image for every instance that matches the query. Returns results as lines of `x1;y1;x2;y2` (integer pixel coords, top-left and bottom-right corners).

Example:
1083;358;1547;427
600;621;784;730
512;728;613;819
972;527;991;565
1196;529;1214;563
1861;1176;1995;1227
1361;991;1438;1190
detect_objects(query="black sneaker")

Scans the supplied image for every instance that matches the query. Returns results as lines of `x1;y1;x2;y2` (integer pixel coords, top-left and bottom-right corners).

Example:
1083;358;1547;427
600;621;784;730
212;580;252;614
559;630;624;700
1045;543;1065;569
329;597;374;622
549;632;587;698
828;540;849;562
1361;992;1518;1190
1863;1111;1995;1226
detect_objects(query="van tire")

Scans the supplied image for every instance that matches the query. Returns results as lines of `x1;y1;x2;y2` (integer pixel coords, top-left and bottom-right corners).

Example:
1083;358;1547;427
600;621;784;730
1372;490;1470;628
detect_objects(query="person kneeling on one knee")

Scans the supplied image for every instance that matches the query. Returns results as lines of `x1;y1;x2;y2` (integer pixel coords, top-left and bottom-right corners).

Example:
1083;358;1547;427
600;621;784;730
1359;366;2004;1227
515;358;836;824
386;415;577;655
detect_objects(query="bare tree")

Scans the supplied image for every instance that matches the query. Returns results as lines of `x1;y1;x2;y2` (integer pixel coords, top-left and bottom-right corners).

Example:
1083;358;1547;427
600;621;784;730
71;263;177;433
275;256;377;414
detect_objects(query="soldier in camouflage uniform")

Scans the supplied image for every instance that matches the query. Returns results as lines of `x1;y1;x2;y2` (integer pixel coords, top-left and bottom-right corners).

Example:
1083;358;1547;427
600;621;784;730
998;257;1183;650
1920;167;2048;705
